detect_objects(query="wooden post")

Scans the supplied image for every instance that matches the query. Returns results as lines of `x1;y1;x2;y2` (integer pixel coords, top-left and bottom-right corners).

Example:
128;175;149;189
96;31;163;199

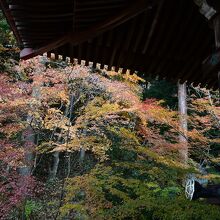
178;82;188;163
213;15;220;92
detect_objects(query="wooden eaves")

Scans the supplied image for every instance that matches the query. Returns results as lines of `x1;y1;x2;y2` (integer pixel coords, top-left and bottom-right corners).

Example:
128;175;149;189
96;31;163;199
0;0;219;89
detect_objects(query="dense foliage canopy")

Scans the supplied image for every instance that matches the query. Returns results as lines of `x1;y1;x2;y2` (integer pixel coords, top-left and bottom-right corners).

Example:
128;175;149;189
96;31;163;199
0;52;219;219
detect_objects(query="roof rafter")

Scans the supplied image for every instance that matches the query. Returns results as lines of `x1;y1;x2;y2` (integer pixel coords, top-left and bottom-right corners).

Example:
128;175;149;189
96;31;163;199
20;0;151;59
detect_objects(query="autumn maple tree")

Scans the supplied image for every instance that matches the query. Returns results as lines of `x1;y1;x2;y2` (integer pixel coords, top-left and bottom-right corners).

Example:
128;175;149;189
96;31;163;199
0;52;219;219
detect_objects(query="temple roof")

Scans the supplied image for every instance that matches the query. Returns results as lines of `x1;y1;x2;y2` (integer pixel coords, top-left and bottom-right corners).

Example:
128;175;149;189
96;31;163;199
0;0;218;88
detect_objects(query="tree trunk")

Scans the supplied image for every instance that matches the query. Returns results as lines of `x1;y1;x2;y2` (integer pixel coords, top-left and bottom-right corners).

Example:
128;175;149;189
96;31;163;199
50;152;60;179
50;94;74;179
80;148;85;161
19;125;35;176
178;82;188;163
19;86;41;176
18;86;40;219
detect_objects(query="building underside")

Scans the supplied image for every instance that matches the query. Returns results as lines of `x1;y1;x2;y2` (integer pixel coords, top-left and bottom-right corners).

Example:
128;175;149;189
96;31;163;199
1;0;220;89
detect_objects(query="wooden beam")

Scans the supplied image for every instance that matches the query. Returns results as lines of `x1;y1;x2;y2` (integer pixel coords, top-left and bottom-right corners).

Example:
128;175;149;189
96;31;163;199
133;12;148;52
20;35;68;59
17;26;68;31
146;1;173;75
9;3;72;8
123;17;137;51
20;33;63;37
20;0;151;59
77;0;126;7
14;18;73;23
142;0;164;54
201;15;220;89
76;11;113;18
213;15;220;90
75;4;124;12
0;0;22;44
11;12;74;19
9;5;73;13
9;1;72;6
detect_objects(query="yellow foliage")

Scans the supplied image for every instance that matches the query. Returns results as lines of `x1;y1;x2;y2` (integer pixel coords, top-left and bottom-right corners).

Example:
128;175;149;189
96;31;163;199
188;129;209;145
84;97;120;119
123;72;145;83
37;141;55;153
106;71;145;83
44;108;69;131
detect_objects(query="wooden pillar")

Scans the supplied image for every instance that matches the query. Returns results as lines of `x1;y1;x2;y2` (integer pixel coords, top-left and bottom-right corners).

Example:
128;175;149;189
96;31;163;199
213;15;220;90
178;82;188;163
